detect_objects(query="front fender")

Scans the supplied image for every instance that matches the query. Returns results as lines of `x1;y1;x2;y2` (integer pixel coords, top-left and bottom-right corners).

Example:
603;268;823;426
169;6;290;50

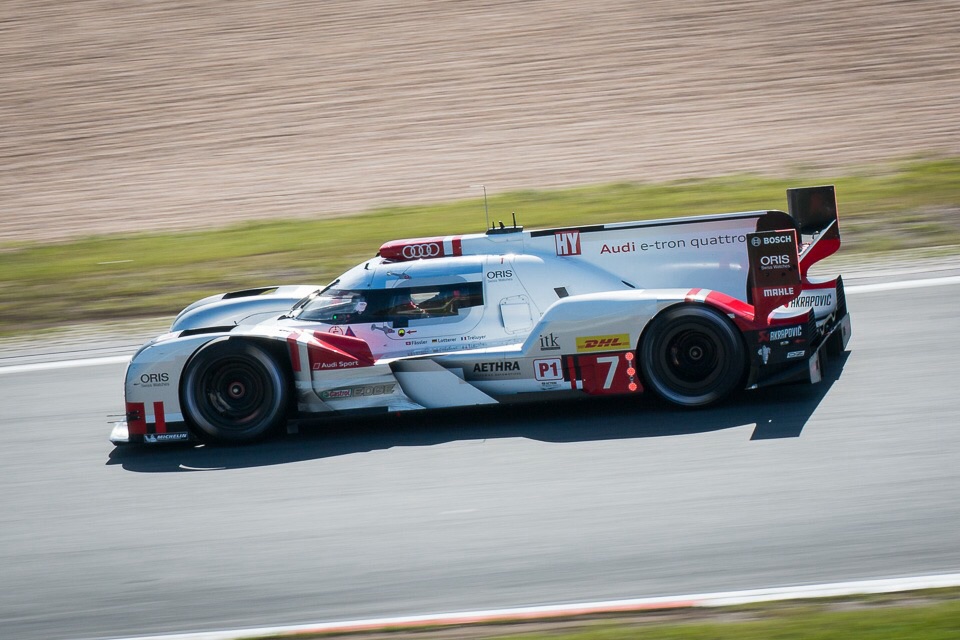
522;289;686;355
124;333;227;442
171;284;320;332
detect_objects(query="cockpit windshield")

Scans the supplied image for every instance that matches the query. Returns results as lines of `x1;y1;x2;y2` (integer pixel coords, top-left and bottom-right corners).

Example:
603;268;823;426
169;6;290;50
295;282;484;325
295;290;369;324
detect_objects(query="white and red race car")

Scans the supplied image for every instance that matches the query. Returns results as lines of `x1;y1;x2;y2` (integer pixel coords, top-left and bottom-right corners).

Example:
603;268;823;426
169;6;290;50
111;186;850;445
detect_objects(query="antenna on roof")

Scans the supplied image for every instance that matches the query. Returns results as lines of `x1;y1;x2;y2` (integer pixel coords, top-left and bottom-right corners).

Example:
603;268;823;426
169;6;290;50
471;184;489;230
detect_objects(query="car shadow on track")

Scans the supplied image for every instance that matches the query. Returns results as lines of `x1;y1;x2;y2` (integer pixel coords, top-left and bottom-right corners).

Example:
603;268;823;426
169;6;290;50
107;353;849;472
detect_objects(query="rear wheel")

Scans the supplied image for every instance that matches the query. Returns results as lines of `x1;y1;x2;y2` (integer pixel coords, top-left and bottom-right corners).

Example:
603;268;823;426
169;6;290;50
640;305;746;407
181;340;288;443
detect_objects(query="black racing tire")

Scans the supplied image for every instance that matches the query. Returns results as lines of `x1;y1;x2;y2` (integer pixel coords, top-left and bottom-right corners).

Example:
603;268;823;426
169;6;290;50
181;339;288;443
640;304;747;407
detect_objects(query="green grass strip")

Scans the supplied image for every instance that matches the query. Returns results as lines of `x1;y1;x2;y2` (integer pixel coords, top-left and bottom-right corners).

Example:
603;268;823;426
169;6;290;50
246;591;960;640
498;599;960;640
2;156;959;336
513;604;960;639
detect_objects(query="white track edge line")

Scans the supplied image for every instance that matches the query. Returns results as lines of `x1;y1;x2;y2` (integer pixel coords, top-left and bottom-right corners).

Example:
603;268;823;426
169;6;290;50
0;355;130;375
846;274;960;294
102;572;960;640
4;275;959;377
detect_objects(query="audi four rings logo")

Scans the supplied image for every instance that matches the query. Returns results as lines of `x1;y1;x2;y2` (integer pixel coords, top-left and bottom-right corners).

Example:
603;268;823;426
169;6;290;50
401;243;442;259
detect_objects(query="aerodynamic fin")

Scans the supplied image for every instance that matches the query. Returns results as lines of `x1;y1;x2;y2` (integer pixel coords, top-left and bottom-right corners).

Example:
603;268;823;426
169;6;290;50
787;185;841;278
747;228;802;323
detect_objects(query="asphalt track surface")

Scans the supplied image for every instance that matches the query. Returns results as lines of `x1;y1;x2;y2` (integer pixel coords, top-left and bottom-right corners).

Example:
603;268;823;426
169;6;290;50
2;270;959;640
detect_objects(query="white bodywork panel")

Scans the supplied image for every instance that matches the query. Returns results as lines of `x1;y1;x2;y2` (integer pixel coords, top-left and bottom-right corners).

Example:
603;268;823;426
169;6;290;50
391;359;498;407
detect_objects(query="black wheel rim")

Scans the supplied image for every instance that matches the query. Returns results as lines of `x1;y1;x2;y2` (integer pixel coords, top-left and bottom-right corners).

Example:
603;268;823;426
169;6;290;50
196;356;272;431
656;322;726;393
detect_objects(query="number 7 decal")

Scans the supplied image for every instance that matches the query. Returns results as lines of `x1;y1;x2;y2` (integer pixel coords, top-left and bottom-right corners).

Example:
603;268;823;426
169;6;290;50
596;355;620;390
579;352;640;395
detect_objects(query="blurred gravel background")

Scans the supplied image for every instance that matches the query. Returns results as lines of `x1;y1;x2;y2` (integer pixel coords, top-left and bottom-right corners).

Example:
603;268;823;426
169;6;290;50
2;0;959;242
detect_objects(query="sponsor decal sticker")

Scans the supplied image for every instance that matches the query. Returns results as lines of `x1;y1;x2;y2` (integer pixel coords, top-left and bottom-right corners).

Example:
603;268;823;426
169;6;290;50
473;361;520;373
689;234;746;248
469;360;522;379
144;432;190;443
555;230;581;256
787;350;805;359
759;324;804;343
600;242;636;254
534;358;563;381
485;269;514;281
758;345;772;365
768;326;803;341
789;293;834;308
401;242;442;259
539;333;561;351
576;334;631;352
759;254;794;270
762;286;796;297
747;229;800;320
598;235;747;254
313;360;360;370
321;384;396;399
759;234;793;245
352;383;396;397
137;372;170;387
328;326;344;335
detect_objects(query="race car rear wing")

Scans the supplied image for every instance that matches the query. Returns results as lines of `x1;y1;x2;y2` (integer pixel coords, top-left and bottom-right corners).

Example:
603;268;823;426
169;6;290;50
787;184;840;278
747;185;840;322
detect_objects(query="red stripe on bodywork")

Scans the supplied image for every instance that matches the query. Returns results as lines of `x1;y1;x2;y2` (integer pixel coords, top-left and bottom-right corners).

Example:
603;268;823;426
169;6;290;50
126;402;147;435
800;237;841;280
312;332;375;365
153;401;166;433
452;237;463;256
702;290;756;327
566;355;577;390
701;289;810;332
286;333;302;372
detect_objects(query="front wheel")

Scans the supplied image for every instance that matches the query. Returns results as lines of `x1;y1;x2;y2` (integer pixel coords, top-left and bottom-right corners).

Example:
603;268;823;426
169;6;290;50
640;305;746;407
181;339;288;443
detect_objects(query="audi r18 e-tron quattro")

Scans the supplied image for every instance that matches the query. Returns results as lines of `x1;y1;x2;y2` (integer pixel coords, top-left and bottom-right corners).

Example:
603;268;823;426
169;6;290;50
111;185;850;445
